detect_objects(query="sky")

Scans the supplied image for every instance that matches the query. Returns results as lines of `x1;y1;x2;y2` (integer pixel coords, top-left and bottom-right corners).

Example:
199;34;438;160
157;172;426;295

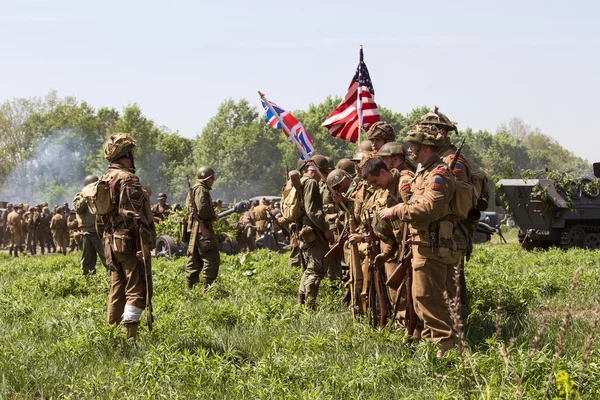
2;0;599;163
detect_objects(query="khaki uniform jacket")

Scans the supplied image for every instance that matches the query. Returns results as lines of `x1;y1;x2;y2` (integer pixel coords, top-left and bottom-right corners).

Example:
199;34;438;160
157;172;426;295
439;146;472;182
7;211;23;243
50;214;68;233
300;174;328;235
151;203;171;221
73;192;97;233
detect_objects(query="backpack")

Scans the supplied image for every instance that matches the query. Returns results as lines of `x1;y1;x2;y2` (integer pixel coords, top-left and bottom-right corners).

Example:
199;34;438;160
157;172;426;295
452;180;478;221
81;179;114;216
281;181;301;222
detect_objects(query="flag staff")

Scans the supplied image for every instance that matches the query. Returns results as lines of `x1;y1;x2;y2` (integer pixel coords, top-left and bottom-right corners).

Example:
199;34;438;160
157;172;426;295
357;45;363;146
258;91;310;160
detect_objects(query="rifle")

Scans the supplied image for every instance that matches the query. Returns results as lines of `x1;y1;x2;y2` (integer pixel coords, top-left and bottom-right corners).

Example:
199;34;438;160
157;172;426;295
448;138;466;170
185;177;211;243
288;169;329;246
324;227;348;261
131;215;153;331
364;210;390;328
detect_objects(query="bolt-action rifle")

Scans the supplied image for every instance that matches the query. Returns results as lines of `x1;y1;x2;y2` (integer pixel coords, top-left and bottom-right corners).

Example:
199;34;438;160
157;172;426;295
130;213;153;331
364;210;390;328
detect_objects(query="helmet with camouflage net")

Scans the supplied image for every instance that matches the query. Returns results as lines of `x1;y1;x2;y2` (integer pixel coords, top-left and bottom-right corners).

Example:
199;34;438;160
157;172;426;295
324;156;335;171
404;124;445;147
84;175;99;186
376;142;407;157
307;155;329;173
327;169;351;188
366;122;395;142
358;140;373;152
197;166;216;181
6;202;13;208
336;158;355;175
417;106;457;133
104;133;136;162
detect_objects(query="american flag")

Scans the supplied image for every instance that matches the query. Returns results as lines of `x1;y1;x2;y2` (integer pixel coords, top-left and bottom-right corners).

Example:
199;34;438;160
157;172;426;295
261;97;314;160
322;47;380;143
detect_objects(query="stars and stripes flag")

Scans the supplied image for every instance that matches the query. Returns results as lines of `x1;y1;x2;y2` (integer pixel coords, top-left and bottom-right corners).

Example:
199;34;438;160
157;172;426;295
259;92;314;160
322;46;380;143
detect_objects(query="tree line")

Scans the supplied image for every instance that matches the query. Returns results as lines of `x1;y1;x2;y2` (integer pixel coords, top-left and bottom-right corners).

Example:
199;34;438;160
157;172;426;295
0;91;591;207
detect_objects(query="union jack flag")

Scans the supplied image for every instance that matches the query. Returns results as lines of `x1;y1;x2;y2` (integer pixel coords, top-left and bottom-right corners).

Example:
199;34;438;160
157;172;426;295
322;47;380;143
261;98;314;160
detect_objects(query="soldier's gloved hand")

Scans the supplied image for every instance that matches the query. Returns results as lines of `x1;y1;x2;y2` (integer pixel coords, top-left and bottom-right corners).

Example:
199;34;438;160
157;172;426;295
379;207;395;220
324;229;335;244
349;233;364;244
373;253;387;266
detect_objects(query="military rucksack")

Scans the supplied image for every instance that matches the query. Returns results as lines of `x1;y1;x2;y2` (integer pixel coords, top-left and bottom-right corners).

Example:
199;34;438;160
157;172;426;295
81;178;113;216
281;181;301;222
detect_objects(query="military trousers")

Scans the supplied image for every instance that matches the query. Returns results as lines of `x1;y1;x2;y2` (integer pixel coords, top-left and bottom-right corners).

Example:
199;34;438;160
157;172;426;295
107;251;148;325
298;238;327;300
186;234;220;288
288;243;302;269
81;232;107;274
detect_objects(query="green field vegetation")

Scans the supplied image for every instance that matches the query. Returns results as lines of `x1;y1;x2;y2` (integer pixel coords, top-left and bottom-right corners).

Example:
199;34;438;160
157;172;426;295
1;236;599;399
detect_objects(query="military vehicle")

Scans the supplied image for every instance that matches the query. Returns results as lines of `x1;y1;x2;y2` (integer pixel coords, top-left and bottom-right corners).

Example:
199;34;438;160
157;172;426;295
496;170;600;250
155;201;249;257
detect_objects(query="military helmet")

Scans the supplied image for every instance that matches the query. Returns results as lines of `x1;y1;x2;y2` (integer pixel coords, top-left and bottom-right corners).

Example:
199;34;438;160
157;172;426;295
84;175;99;186
104;133;136;162
308;155;329;173
377;142;407;157
16;203;23;209
327;169;351;188
30;206;38;211
42;206;49;213
404;124;445;147
351;151;365;162
297;158;308;171
6;202;13;208
366;122;395;142
158;193;167;199
336;158;355;175
324;156;335;171
418;106;457;133
358;140;373;152
197;166;216;181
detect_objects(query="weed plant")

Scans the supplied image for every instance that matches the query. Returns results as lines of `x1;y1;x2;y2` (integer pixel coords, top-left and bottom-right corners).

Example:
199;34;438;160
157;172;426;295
0;241;599;399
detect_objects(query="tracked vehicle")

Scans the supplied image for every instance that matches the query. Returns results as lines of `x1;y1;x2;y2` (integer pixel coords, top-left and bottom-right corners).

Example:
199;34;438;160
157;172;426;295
496;170;600;250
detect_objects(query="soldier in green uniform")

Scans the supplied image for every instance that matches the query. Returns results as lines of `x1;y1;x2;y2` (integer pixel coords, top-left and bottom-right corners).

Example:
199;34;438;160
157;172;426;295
7;204;23;257
296;155;334;307
380;124;463;357
67;211;81;253
50;207;69;255
185;166;220;289
100;134;156;340
151;193;172;222
74;175;107;275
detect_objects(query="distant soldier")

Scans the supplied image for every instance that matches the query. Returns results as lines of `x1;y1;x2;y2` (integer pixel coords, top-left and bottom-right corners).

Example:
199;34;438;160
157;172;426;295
151;193;171;222
100;134;155;340
40;206;55;254
185;166;220;289
67;211;81;253
73;175;107;274
367;122;395;152
252;198;271;237
50;207;69;255
7;203;23;257
237;205;256;252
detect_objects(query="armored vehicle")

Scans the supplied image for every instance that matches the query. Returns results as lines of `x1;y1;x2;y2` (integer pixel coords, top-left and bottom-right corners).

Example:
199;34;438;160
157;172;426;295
496;173;600;250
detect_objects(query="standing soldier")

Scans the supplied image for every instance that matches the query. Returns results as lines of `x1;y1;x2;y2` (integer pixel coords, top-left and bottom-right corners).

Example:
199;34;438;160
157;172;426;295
50;207;69;255
237;205;256;252
151;193;171;222
367;122;395;152
73;175;107;275
0;202;9;248
7;203;23;257
296;155;334;307
67;211;81;253
29;206;42;255
252;198;271;238
23;211;33;254
100;134;155;340
380;124;463;357
185;166;220;289
320;164;343;281
41;206;54;254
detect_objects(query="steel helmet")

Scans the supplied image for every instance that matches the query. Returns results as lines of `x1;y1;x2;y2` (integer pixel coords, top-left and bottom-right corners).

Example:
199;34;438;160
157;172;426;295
376;142;407;157
336;158;355;175
307;155;329;173
327;169;351;188
366;122;395;141
197;166;216;180
404;124;445;147
104;133;136;162
84;175;99;186
417;106;457;133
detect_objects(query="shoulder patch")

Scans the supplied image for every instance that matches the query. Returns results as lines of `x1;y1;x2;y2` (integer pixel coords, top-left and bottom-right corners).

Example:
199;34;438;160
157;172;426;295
401;184;411;191
434;177;443;185
432;168;449;178
458;156;470;167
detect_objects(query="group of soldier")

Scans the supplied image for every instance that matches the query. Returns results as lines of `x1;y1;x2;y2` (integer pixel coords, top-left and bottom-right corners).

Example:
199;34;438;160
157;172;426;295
1;202;83;257
284;108;487;357
0;107;486;353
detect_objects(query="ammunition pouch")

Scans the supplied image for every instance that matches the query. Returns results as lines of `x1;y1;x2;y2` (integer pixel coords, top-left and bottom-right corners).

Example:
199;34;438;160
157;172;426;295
111;229;134;254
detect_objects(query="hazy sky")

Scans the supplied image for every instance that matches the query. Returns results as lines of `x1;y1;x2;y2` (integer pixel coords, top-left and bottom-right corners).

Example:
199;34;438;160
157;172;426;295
2;0;599;163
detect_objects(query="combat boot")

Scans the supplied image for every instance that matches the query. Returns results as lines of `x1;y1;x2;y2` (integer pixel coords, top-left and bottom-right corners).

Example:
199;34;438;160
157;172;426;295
297;293;305;305
202;278;212;291
122;320;139;341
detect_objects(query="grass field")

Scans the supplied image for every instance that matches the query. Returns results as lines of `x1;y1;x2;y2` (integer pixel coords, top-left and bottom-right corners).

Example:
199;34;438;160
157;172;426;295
0;230;599;399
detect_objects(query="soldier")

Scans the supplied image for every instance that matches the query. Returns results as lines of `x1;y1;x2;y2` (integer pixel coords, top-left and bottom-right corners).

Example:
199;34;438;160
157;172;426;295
320;162;343;281
24;210;36;254
336;158;356;176
67;211;81;253
0;202;9;249
379;124;463;357
29;206;42;255
74;175;107;274
6;203;23;257
40;206;55;254
367;122;395;152
324;156;335;173
237;205;257;252
100;134;155;340
296;155;334;307
252;198;271;238
185;166;220;289
151;193;172;222
50;207;69;255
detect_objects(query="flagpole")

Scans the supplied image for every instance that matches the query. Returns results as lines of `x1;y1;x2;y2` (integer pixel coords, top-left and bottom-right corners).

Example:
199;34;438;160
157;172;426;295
357;45;363;145
258;91;310;160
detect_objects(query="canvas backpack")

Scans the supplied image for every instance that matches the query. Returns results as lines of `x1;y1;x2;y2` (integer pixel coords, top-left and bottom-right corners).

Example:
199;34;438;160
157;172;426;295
81;178;114;216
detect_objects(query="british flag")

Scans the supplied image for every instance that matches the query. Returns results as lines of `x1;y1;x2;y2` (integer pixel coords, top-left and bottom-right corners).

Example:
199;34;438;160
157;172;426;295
261;98;314;160
322;47;380;143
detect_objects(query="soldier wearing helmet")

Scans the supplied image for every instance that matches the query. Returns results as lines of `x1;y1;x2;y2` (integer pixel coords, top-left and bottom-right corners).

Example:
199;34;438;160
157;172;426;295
50;206;69;255
185;166;220;290
6;203;23;256
0;202;13;249
336;158;356;177
379;124;461;357
100;133;156;340
40;205;55;254
151;193;172;222
367;122;395;152
318;155;344;281
67;210;81;253
296;155;334;308
73;175;107;274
